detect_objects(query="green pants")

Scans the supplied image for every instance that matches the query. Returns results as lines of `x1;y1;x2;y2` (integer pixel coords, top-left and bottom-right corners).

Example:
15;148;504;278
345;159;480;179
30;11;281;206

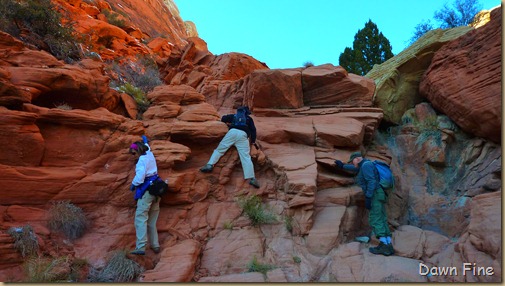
369;187;391;238
134;192;160;250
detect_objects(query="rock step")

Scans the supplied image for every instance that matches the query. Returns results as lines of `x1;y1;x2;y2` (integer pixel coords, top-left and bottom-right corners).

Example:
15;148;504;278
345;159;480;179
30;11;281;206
315;187;363;207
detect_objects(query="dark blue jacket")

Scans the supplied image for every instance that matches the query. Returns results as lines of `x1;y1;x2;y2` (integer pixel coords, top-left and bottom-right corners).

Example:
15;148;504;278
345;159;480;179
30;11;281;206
221;114;257;143
355;159;380;198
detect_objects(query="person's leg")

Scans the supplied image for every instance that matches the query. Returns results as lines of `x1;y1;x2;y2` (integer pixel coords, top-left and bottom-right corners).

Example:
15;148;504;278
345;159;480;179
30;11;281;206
207;130;236;166
368;188;392;255
368;188;389;238
133;192;153;252
147;194;160;250
234;131;255;179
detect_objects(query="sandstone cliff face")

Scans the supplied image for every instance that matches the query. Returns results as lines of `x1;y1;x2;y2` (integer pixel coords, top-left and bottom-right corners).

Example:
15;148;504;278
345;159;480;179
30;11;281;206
0;1;501;283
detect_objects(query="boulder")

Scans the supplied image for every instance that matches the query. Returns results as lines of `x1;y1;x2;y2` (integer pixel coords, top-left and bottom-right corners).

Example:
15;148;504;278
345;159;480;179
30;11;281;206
419;8;501;143
302;64;375;107
242;69;304;109
141;239;200;282
367;26;473;124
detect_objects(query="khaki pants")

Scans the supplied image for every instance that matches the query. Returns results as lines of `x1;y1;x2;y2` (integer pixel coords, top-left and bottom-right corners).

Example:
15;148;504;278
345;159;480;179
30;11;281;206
208;128;255;179
134;192;160;250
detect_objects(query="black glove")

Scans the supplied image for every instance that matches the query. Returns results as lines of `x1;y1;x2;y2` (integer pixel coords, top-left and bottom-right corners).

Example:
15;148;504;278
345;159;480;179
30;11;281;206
130;184;136;191
334;160;344;169
253;142;259;150
365;197;372;210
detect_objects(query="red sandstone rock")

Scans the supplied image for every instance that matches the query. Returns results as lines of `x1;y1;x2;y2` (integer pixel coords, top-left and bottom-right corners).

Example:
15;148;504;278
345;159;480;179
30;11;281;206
141;239;200;282
242;69;304;109
302;64;375;106
419;8;501;143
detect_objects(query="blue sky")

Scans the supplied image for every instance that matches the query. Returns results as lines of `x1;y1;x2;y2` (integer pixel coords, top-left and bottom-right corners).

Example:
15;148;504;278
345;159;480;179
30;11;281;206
175;0;500;69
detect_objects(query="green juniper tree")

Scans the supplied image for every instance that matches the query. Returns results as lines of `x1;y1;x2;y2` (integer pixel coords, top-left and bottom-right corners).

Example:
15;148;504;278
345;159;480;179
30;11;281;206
339;20;394;76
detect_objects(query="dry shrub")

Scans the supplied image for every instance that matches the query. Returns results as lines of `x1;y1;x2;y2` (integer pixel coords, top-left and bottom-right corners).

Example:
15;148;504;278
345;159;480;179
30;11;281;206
47;201;88;240
7;225;39;257
24;256;70;282
88;250;143;282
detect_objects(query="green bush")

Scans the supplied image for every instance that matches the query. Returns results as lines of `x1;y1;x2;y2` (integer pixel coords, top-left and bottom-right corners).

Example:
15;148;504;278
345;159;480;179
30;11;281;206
107;55;162;118
23;256;70;282
47;201;88;240
284;215;293;233
303;61;314;68
108;56;162;94
102;9;127;28
88;250;143;282
237;195;277;226
0;0;81;63
7;225;39;257
247;256;276;275
117;82;150;117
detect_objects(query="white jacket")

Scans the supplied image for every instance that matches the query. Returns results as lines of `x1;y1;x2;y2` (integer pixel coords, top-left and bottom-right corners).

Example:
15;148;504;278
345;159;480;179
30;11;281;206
132;143;158;186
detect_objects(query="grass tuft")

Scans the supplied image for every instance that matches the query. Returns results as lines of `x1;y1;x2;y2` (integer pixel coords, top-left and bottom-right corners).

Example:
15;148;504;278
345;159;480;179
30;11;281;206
237;195;277;226
23;256;70;282
88;250;143;282
47;201;88;240
7;225;39;257
247;256;276;275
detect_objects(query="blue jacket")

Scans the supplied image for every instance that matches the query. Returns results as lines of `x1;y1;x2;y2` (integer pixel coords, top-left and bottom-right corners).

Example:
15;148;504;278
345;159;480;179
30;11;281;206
221;114;257;143
134;174;158;200
355;159;380;198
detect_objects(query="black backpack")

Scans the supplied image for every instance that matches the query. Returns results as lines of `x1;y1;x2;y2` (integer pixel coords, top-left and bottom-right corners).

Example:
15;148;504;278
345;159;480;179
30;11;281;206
147;178;169;197
232;108;248;127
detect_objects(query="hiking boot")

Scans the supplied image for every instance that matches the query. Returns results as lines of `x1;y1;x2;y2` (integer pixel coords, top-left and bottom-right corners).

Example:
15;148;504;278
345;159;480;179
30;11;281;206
130;248;146;255
388;244;395;255
369;242;393;256
151;247;161;254
249;178;260;188
200;164;213;173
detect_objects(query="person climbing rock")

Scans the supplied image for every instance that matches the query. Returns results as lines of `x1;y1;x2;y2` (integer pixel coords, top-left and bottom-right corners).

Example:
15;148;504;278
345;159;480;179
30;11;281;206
335;152;394;256
200;106;260;188
128;135;161;255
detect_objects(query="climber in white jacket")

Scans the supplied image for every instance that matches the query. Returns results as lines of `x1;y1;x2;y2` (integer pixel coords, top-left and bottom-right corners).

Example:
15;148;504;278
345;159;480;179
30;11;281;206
128;136;161;255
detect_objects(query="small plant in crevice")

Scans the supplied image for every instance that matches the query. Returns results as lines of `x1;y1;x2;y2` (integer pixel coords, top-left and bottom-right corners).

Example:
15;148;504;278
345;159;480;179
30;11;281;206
7;225;39;257
293;256;302;264
106;55;162;118
284;215;293;233
117;82;150;118
223;221;233;230
237;195;277;226
102;9;127;28
23;256;70;283
54;102;73;110
247;256;276;275
47;201;88;240
415;115;442;147
88;250;143;282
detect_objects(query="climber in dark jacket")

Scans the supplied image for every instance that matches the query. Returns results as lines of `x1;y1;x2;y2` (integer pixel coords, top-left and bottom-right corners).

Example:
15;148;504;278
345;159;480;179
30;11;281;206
200;106;260;188
335;152;393;256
